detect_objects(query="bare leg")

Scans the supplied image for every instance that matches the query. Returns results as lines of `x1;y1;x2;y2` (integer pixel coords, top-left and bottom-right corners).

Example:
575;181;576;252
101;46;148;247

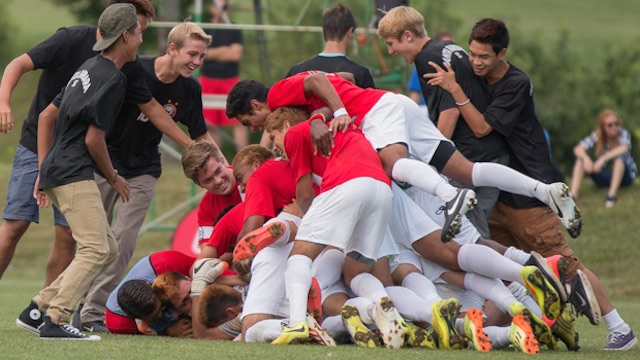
607;158;625;199
570;158;586;198
0;219;30;280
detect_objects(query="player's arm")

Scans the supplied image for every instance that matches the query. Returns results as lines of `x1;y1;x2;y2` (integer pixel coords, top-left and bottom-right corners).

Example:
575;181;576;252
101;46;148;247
34;102;60;207
303;73;351;135
0;54;35;133
237;214;265;240
138;98;193;149
437;107;460;139
295;173;315;214
86;124;130;202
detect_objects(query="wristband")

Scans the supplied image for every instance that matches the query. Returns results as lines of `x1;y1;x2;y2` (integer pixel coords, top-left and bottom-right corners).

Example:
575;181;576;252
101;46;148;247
455;98;471;106
309;113;326;123
107;170;118;185
333;107;348;118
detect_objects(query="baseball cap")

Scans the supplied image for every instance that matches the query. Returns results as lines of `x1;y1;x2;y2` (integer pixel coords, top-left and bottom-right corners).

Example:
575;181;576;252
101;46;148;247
93;3;138;51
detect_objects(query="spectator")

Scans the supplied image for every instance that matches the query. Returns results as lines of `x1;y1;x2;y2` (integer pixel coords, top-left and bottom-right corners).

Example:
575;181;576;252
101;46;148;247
571;109;637;207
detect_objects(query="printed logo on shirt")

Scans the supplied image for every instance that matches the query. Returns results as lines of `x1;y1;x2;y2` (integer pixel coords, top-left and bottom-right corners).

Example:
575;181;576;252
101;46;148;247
136;100;178;122
68;70;91;94
442;44;467;65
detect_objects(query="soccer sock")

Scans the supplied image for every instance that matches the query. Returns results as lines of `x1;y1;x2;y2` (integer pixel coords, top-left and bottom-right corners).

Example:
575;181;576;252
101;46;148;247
603;309;631;334
401;272;442;306
321;315;346;339
457;244;523;284
245;319;285;343
349;272;388;304
392;157;459;202
484;326;511;349
263;217;290;247
285;254;313;325
345;297;376;324
471;163;550;203
463;273;517;314
384;286;431;323
311;248;345;290
508;282;543;318
455;317;465;335
503;247;532;266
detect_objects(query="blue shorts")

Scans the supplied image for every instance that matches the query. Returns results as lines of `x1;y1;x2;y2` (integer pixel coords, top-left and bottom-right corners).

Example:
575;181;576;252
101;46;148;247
2;144;68;226
591;164;634;189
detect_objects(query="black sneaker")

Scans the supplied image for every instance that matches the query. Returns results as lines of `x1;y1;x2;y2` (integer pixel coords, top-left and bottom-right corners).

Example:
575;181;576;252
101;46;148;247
16;300;44;334
39;315;101;340
82;320;109;333
440;189;477;242
525;251;568;303
568;269;601;325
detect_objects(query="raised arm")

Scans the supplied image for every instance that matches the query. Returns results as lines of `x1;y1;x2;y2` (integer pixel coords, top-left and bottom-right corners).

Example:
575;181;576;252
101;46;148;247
0;54;35;133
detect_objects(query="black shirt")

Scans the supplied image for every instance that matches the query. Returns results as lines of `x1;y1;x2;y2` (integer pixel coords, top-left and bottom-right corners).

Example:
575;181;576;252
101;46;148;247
40;56;127;189
484;64;562;209
107;56;208;179
286;54;376;89
415;39;507;162
200;28;243;79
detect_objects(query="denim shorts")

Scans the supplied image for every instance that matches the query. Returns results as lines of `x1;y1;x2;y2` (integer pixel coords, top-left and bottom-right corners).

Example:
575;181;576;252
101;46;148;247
2;144;68;226
591;165;634;188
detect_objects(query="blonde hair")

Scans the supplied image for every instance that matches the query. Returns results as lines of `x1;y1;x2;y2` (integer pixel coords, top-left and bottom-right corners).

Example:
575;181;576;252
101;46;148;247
377;6;427;40
595;109;621;156
231;144;274;169
182;140;224;183
167;22;212;50
264;106;309;133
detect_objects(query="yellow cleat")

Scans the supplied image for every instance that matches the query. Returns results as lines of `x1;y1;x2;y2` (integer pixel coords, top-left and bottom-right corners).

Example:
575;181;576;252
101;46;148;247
551;309;579;351
341;305;381;348
403;322;438;349
464;308;492;352
510;302;558;350
510;314;540;354
272;321;309;345
431;298;466;349
520;265;562;320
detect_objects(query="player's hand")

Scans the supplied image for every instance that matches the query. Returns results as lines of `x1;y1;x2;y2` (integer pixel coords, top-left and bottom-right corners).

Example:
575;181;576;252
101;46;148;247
328;114;352;136
594;157;606;172
33;175;51;208
310;117;333;157
166;318;193;338
0;102;14;134
191;258;228;296
283;200;303;218
424;61;458;92
111;175;130;202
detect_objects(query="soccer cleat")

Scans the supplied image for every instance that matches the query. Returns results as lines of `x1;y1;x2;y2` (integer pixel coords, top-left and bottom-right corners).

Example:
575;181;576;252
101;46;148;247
306;313;336;346
431;298;466;349
526;251;568;303
510;302;558;350
568;269;601;325
341;305;381;348
271;321;309;345
307;277;323;324
373;297;405;349
16;300;44;335
546;182;582;238
403;322;438;349
39;316;101;340
603;330;637;351
233;221;286;260
441;189;477;242
510;314;540;354
545;254;568;288
551;309;579;351
520;265;562;320
463;308;492;352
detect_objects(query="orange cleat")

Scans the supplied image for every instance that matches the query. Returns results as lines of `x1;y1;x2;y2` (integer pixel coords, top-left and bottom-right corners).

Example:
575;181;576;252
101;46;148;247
233;221;286;260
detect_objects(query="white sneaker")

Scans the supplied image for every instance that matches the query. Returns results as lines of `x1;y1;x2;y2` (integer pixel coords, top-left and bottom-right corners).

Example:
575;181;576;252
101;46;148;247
373;297;405;349
441;189;477;242
547;183;582;238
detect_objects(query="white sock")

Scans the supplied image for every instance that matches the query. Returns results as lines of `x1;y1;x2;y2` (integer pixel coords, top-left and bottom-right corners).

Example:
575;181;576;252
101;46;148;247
503;247;532;266
264;217;290;246
392;157;458;202
350;272;388;303
401;272;442;305
384;286;431;322
457;244;523;284
471;163;550;203
455;317;464;334
345;297;376;324
484;326;511;349
321;315;346;339
463;273;516;314
245;319;284;343
603;309;631;334
311;249;345;290
285;254;313;325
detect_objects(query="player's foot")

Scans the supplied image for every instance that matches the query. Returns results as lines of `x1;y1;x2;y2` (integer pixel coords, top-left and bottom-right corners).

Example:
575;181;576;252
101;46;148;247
16;300;44;335
546;182;582;238
441;189;477;242
510;302;558;350
341;304;381;348
551;309;579;351
307;277;323;324
510;314;540;354
431;298;466;349
463;308;492;352
233;221;285;260
272;321;309;345
39;316;101;340
526;251;568;303
520;265;562;320
306;313;336;346
373;297;405;349
403;322;438;349
568;269;601;325
603;330;637;351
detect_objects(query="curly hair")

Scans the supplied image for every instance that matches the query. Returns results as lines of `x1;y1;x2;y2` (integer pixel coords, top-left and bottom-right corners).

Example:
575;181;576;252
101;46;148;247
226;79;269;119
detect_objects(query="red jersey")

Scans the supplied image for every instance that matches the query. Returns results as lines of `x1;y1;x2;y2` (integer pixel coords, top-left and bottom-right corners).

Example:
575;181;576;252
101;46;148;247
267;72;386;127
285;119;390;193
203;202;245;254
244;158;297;220
284;120;328;186
148;250;196;276
196;183;243;227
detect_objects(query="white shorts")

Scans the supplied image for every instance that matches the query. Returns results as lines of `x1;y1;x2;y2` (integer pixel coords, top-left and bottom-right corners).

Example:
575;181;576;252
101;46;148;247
241;242;293;319
389;182;440;250
296;178;392;261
